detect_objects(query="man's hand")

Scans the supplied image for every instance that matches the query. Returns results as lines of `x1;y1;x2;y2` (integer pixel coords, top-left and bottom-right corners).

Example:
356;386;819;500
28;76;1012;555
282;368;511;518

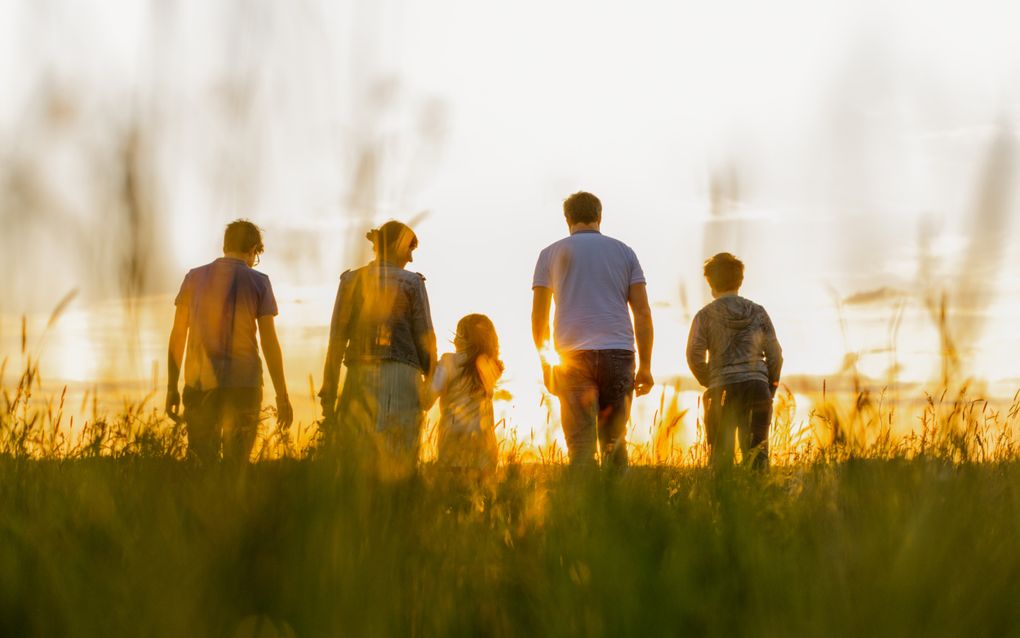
320;394;337;423
635;366;654;397
165;386;182;422
276;394;294;428
542;362;557;395
628;283;655;398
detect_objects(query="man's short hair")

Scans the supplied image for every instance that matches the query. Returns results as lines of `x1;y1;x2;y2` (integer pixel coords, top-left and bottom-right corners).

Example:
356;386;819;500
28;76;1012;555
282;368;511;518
563;191;602;225
223;219;264;254
704;252;744;292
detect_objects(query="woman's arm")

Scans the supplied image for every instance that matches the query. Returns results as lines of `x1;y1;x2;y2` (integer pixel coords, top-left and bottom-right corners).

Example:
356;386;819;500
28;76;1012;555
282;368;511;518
319;274;355;418
410;276;438;377
424;355;448;409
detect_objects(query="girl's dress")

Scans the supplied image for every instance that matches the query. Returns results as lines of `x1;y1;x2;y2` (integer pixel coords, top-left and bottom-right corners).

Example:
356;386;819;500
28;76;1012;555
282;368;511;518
429;352;499;471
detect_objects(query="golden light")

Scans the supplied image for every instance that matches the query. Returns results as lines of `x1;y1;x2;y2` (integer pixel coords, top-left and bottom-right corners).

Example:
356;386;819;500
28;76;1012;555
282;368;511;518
2;0;1018;467
538;342;561;367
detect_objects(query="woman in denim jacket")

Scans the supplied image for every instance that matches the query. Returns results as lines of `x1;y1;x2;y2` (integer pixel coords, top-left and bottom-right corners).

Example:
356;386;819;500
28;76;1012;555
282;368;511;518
319;221;437;476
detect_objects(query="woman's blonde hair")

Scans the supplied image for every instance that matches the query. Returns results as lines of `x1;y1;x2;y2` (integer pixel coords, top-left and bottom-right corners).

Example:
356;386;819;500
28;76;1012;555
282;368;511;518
366;221;418;261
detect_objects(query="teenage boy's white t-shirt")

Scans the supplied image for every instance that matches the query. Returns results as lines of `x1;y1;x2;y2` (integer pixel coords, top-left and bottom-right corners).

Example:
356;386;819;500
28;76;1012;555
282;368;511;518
532;231;646;353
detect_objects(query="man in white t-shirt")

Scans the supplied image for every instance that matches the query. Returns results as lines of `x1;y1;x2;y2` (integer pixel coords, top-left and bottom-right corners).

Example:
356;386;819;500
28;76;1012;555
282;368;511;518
531;191;654;467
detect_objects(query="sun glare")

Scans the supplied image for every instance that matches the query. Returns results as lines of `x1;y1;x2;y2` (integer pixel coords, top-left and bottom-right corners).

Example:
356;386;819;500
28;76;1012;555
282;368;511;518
539;342;561;367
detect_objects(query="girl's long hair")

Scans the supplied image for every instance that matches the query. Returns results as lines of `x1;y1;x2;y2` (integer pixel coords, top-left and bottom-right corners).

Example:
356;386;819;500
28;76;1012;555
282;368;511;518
454;314;504;396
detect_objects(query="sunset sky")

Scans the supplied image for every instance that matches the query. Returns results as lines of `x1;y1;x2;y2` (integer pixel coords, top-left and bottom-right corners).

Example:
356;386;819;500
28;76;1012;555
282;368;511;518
2;0;1020;437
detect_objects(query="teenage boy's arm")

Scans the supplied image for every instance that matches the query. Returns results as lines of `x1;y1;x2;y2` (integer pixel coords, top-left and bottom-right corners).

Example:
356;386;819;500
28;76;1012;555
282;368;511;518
257;315;293;428
165;304;189;419
686;313;710;387
628;283;655;396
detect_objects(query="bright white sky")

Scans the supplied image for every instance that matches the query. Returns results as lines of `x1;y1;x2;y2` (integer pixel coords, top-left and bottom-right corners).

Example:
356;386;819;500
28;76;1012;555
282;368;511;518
2;0;1020;432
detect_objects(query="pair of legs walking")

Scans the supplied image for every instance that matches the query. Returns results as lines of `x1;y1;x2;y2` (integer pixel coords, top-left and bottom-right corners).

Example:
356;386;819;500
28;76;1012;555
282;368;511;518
556;350;635;467
183;386;263;463
703;380;772;470
329;361;424;479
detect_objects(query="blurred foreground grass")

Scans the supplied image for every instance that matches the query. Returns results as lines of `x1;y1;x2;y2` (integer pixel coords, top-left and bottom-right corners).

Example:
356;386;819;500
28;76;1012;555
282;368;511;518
4;356;1020;636
2;457;1020;636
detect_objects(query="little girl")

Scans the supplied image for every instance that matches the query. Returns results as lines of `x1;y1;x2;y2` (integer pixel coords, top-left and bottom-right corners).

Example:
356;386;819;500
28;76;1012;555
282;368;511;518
427;314;504;473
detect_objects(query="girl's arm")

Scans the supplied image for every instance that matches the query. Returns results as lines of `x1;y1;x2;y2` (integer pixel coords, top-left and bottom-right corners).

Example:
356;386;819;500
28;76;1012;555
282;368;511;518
424;355;448;409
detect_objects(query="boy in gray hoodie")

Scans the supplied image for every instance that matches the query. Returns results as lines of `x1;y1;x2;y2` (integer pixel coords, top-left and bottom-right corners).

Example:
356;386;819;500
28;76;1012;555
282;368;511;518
686;253;782;469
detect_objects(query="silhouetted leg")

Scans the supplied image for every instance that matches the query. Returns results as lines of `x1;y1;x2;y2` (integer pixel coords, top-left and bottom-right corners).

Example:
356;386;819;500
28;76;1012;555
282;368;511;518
740;381;773;471
556;353;599;466
710;387;737;468
336;364;383;471
183;387;221;463
374;361;424;481
702;389;718;460
222;387;262;464
733;383;752;464
596;350;635;469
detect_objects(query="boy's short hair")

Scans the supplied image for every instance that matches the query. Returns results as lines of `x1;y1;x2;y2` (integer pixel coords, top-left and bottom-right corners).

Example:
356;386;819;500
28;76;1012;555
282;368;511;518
563;191;602;225
223;219;264;254
704;252;744;292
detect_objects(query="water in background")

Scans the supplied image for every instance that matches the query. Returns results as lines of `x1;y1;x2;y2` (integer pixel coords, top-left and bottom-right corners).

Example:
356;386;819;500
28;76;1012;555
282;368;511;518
3;1;1020;452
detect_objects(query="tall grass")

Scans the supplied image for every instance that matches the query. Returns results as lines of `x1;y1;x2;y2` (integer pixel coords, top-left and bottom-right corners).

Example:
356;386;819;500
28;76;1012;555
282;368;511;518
5;346;1020;465
3;353;1020;636
2;453;1020;636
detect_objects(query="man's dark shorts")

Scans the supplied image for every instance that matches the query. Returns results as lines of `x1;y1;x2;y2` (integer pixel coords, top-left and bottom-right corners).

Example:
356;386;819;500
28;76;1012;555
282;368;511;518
555;349;635;467
183;386;262;463
703;379;772;469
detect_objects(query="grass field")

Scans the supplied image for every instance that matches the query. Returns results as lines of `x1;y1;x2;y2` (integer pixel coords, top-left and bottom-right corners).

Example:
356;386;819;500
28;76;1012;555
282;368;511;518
4;357;1020;636
2;457;1020;636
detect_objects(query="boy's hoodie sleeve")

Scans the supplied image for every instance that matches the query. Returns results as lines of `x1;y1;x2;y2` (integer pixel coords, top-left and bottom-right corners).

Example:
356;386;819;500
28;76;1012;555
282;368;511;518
761;308;783;394
686;312;711;387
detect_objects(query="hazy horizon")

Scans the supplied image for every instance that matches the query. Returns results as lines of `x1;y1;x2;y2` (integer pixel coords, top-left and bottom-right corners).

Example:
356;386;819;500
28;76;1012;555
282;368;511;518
3;1;1020;441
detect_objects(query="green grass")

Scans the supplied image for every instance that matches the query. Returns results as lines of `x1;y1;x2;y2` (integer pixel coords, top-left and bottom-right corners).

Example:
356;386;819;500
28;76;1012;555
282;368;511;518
2;456;1020;637
4;354;1020;636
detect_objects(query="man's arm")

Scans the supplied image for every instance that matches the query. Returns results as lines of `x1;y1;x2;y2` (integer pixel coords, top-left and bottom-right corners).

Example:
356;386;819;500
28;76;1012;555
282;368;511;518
531;287;555;393
628;283;654;396
686;313;711;387
531;287;552;351
257;315;293;427
165;304;189;419
319;277;354;419
762;311;784;395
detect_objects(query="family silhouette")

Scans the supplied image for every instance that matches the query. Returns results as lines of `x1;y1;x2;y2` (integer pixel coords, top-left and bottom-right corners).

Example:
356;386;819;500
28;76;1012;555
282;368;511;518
165;192;783;470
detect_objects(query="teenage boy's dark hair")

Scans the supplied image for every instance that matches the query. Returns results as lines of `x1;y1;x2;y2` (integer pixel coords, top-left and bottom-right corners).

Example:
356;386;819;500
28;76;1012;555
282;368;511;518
223;219;265;254
704;252;744;292
563;191;602;225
